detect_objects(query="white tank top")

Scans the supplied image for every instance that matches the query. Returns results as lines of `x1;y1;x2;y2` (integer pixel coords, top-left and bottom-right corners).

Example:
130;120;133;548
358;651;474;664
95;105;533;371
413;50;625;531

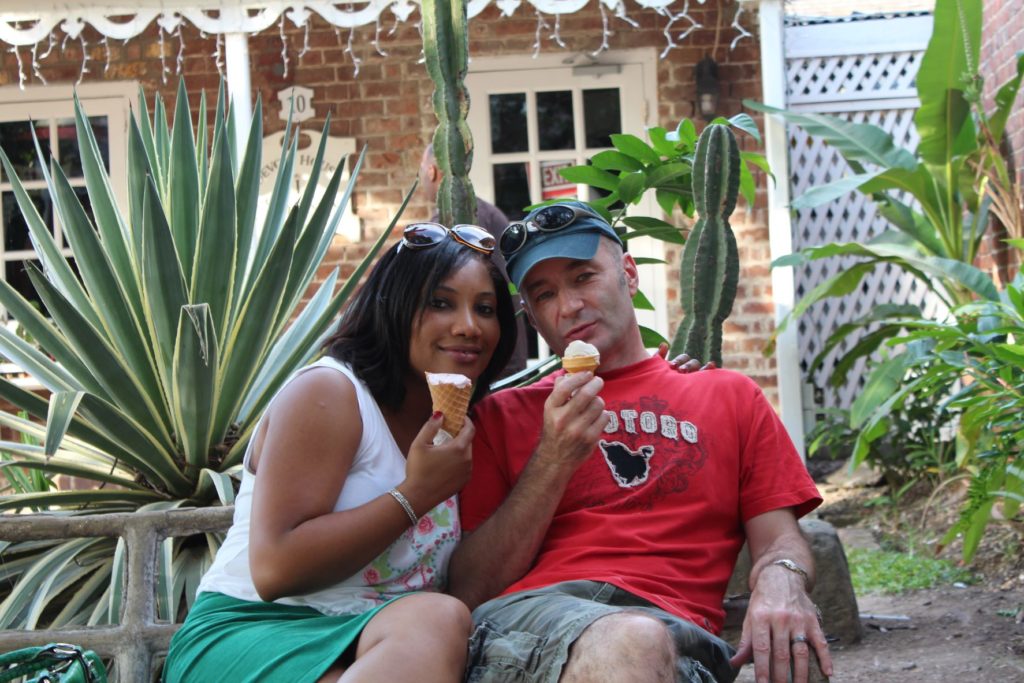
197;357;460;615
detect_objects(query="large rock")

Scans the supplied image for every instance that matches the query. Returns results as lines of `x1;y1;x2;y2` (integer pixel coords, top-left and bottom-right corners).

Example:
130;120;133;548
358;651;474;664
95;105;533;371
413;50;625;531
722;518;862;646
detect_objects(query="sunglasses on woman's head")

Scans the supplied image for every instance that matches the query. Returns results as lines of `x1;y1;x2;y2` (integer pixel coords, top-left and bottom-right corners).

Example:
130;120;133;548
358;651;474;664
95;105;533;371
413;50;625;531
499;205;603;257
401;222;496;255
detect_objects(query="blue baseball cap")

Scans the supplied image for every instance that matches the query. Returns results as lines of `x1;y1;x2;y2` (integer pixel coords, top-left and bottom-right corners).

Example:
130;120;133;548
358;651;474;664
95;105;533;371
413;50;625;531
504;200;623;289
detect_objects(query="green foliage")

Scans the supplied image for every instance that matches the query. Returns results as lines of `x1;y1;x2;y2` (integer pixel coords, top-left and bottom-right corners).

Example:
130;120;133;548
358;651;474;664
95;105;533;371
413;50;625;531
558;114;767;361
422;0;475;225
806;407;856;461
0;414;55;507
847;547;974;595
807;399;957;490
752;0;1024;368
850;272;1024;561
748;0;1023;563
0;81;401;628
668;124;741;366
560;113;764;223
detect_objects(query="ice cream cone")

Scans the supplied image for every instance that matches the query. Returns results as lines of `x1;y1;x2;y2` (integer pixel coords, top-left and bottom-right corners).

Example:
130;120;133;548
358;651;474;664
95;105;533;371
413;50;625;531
425;373;473;437
562;355;601;374
562;340;601;374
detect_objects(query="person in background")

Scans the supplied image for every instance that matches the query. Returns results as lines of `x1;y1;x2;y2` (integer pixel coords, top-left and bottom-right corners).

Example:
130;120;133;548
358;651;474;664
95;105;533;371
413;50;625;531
449;200;832;683
164;223;517;683
419;143;528;377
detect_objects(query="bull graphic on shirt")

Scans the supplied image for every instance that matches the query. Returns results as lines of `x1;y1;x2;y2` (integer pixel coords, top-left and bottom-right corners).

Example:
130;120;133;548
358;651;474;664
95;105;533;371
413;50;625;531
598;439;655;488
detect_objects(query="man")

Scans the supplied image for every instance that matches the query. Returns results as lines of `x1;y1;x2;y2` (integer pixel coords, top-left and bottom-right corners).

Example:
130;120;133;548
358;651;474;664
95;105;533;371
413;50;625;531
419;144;528;375
448;200;832;683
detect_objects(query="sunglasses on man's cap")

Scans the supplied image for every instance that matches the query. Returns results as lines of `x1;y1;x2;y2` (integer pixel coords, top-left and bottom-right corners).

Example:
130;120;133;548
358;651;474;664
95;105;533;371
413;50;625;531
499;204;603;258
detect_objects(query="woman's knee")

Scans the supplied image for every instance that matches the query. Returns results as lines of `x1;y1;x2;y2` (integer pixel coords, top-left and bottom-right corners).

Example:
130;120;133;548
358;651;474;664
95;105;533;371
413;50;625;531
416;593;473;637
357;593;471;660
385;592;472;638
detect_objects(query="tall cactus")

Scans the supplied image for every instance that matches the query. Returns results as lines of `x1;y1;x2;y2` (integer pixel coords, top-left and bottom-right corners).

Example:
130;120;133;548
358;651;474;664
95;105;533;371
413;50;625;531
669;123;741;367
422;0;476;226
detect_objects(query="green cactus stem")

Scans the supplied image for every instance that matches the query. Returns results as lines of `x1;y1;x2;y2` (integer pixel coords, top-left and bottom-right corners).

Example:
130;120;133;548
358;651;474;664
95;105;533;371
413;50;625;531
669;123;740;367
422;0;476;226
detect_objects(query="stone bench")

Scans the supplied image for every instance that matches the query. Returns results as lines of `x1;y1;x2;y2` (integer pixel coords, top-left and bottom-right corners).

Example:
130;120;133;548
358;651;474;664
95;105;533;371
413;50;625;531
0;507;233;681
0;510;858;681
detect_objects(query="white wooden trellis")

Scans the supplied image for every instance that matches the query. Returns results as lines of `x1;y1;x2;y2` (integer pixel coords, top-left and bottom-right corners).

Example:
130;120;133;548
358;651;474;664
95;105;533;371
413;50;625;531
783;12;942;415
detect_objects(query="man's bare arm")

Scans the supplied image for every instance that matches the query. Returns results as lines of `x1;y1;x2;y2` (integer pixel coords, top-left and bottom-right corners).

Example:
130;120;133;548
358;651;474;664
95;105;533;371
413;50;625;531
448;372;608;609
730;509;833;683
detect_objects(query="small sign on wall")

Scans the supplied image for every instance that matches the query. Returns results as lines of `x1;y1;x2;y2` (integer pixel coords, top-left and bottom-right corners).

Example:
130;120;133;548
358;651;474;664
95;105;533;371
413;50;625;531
257;87;361;241
277;86;315;123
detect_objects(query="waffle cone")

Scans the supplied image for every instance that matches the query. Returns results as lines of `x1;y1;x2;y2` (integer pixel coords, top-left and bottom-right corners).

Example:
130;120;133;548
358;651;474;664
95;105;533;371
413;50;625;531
562;355;600;374
428;381;473;437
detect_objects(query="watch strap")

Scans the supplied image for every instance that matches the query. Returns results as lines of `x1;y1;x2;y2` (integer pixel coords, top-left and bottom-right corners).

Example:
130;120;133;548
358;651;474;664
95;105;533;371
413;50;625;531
771;558;810;588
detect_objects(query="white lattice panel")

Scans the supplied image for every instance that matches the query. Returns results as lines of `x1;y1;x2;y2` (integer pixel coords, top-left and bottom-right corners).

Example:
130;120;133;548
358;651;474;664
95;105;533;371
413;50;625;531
784;15;940;412
787;51;921;105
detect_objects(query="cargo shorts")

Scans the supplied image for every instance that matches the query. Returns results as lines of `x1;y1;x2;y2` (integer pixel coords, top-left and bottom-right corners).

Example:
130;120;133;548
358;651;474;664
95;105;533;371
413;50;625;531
465;580;738;683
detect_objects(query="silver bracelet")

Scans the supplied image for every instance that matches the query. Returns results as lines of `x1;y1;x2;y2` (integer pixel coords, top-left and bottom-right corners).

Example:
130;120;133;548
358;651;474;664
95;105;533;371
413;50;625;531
388;488;419;527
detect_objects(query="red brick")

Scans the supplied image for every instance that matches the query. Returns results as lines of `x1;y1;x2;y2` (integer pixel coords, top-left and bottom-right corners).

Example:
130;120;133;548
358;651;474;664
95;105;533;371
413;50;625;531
0;5;817;398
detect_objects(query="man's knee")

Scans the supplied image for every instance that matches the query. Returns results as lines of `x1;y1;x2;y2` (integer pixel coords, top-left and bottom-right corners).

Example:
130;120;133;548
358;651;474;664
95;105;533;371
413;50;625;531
583;612;672;652
565;612;674;681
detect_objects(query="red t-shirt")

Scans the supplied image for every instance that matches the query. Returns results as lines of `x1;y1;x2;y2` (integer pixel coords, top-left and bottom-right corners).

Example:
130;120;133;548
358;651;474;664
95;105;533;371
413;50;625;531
461;356;822;634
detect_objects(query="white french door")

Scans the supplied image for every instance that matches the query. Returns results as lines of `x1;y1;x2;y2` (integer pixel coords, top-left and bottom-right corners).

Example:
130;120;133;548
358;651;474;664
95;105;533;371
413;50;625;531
466;49;667;361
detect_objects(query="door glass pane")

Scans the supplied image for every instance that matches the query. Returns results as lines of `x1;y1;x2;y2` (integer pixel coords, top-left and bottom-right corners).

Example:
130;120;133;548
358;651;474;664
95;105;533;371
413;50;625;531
490;94;528;154
492;162;530;221
3;190;52;253
0;120;49;182
59;116;109;176
583;88;621;148
537;91;574;151
73;187;96;243
4;259;42;311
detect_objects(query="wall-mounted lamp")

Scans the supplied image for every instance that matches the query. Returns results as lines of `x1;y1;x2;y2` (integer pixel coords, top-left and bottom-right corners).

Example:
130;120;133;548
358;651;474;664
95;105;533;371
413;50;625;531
695;55;720;121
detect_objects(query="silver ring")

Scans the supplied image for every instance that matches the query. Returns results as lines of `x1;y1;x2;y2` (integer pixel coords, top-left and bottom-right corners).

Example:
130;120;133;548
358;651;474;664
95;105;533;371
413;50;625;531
791;634;809;645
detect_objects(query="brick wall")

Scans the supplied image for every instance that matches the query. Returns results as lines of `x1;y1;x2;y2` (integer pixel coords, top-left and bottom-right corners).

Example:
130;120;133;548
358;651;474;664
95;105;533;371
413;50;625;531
0;3;781;401
978;0;1024;283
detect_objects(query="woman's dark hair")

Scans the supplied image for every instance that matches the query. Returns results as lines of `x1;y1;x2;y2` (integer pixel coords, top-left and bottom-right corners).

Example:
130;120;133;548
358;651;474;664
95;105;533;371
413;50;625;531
322;238;517;411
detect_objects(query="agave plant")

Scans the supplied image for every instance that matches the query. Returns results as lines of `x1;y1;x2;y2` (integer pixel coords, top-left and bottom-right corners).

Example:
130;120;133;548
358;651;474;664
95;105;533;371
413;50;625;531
0;80;403;628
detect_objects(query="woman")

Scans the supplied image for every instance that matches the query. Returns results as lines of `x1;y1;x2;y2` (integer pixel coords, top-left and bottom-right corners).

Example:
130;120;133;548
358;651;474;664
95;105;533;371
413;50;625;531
164;222;517;683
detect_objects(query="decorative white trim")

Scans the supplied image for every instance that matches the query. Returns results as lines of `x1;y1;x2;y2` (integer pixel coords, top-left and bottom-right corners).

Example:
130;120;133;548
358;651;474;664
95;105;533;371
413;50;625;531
785;15;933;59
0;0;721;46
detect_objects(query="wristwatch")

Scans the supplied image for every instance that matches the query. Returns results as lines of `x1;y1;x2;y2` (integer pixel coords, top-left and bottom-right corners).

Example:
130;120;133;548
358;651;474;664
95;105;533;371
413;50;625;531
771;558;810;588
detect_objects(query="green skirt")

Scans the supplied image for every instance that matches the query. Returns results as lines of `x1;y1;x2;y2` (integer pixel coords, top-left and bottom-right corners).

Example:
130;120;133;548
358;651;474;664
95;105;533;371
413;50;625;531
163;591;400;682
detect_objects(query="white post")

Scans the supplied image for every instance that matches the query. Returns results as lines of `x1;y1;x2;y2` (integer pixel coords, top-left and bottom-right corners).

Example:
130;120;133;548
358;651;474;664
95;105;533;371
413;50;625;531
224;31;253;161
757;0;807;458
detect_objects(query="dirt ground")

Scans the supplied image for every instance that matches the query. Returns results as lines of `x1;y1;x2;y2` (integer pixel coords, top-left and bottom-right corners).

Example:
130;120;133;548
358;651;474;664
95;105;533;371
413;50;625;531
737;467;1024;682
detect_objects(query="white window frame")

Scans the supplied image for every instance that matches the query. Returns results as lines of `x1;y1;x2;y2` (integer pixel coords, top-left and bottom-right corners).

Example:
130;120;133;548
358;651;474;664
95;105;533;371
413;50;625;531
466;49;667;360
0;82;135;383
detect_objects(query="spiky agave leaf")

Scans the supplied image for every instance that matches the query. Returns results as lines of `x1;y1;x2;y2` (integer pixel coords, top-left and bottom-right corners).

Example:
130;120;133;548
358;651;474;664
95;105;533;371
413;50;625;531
0;79;402;627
